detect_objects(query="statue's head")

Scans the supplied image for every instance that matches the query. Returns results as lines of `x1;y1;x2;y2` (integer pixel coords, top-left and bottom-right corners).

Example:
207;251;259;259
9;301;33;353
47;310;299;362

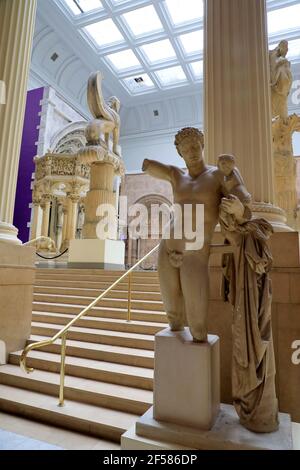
174;127;204;166
108;96;121;113
218;154;236;176
277;40;288;57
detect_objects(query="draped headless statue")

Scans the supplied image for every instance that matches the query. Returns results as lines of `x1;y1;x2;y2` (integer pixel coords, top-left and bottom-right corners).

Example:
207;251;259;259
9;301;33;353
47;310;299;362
142;127;279;433
269;40;293;121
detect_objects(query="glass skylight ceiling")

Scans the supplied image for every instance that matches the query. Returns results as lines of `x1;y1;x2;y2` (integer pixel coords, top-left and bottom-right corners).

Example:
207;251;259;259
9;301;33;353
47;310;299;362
60;0;300;96
84;19;124;47
65;0;102;15
165;0;203;26
105;49;141;71
179;30;204;55
155;66;187;86
190;61;203;80
268;4;300;35
123;74;155;93
140;39;177;64
122;5;164;38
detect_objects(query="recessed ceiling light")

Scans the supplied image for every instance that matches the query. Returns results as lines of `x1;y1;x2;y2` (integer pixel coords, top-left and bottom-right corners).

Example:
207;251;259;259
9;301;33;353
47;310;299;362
268;4;300;35
64;0;103;15
122;5;164;37
155;66;187;86
105;49;141;71
84;19;124;47
179;30;203;55
140;39;177;64
190;61;203;79
165;0;203;26
123;74;155;93
51;52;59;62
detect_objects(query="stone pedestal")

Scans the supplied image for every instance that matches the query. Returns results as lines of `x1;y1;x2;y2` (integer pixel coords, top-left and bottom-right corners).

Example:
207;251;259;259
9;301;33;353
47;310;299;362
68;238;125;269
154;329;220;430
0;243;35;363
122;405;293;450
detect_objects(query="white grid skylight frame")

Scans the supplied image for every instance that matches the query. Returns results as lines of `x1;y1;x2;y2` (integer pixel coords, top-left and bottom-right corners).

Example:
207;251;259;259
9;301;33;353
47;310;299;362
57;0;300;97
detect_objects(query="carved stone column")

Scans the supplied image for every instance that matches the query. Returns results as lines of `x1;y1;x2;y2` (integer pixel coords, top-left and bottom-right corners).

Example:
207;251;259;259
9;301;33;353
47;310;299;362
40;195;51;237
204;0;289;231
66;192;80;242
78;146;124;240
0;0;37;244
61;201;69;250
69;146;125;267
0;0;37;363
55;199;64;250
30;197;41;240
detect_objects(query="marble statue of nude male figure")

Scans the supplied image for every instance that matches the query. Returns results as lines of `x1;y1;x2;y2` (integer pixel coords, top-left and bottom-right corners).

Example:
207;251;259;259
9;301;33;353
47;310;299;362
142;127;251;342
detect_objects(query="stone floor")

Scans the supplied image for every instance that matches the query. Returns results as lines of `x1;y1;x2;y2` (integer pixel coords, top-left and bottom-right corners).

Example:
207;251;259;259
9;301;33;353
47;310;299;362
0;412;120;450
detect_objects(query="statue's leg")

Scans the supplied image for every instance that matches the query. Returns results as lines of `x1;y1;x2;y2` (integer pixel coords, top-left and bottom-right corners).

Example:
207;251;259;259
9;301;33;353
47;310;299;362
112;128;120;155
180;250;209;342
158;241;186;331
105;133;109;146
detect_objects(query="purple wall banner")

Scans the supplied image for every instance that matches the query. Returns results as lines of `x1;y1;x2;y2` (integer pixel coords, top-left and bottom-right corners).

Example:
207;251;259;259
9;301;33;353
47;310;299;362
13;87;44;243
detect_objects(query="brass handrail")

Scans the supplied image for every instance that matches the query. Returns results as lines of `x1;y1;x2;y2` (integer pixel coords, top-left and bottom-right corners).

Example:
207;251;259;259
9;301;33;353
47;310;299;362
20;243;160;406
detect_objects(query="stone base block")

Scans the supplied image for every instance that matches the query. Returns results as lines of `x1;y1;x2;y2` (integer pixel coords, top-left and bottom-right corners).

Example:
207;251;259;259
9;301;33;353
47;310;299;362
0;243;35;362
68;239;125;268
154;329;220;430
122;405;293;450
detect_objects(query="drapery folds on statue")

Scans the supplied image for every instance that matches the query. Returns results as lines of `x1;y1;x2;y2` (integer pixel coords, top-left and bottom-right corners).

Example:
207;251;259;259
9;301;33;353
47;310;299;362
221;218;279;433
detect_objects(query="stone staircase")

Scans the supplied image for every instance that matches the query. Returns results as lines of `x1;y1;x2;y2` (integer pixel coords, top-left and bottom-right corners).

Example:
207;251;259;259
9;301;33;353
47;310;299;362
0;268;167;444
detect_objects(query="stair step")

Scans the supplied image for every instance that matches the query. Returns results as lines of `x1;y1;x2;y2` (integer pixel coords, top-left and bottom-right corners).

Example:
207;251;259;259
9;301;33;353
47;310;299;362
34;286;162;301
31;311;166;335
10;350;153;390
0;364;152;415
27;334;154;368
0;384;138;442
31;321;154;350
33;302;167;323
33;293;164;312
36;273;159;284
35;279;161;292
37;268;158;276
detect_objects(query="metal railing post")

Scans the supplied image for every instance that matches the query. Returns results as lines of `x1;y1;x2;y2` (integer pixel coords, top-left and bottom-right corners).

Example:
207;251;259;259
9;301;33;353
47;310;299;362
127;272;132;322
58;333;67;407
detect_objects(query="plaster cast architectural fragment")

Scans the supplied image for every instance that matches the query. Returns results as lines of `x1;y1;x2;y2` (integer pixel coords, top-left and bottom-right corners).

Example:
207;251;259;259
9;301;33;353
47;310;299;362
273;114;300;229
269;41;293;121
68;72;125;267
142;127;251;342
86;72;121;156
269;39;300;229
31;153;89;249
204;0;287;231
75;72;125;241
0;0;37;244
